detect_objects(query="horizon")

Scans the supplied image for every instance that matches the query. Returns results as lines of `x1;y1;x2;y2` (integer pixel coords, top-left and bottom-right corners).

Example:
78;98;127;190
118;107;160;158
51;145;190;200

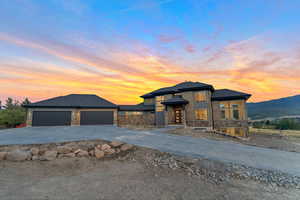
1;0;300;104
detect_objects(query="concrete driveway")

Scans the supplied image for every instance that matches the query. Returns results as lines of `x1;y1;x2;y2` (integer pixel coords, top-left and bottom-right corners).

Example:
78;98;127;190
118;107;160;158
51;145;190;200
0;125;300;176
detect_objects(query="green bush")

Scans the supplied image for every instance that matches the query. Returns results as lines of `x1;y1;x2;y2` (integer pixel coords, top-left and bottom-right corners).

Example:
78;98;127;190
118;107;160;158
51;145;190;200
0;97;31;128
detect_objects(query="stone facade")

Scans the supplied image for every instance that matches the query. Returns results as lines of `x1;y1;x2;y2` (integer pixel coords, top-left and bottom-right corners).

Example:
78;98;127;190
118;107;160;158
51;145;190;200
212;100;249;137
118;111;155;127
142;90;249;136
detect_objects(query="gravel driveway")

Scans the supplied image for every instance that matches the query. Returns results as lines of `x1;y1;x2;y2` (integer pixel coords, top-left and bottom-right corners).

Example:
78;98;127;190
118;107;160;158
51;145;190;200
0;125;300;176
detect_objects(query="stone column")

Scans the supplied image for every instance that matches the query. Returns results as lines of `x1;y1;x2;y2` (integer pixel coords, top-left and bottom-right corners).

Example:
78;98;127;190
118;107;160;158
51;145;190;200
26;109;33;127
71;109;80;126
183;105;187;128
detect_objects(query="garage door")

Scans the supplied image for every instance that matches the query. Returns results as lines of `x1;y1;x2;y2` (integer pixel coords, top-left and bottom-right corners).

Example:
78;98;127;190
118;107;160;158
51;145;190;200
80;111;114;125
32;111;72;126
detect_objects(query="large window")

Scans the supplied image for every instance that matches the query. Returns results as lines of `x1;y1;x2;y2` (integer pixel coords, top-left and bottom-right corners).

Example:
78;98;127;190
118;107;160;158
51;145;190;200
195;109;208;120
156;96;165;112
195;92;206;102
219;103;242;120
232;104;240;120
220;104;226;120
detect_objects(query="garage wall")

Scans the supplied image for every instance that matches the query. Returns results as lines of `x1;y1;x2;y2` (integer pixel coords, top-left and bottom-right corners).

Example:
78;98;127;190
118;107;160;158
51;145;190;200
26;108;117;127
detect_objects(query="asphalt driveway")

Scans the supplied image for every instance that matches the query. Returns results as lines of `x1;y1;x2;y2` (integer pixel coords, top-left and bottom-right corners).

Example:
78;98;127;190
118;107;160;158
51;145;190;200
0;125;300;176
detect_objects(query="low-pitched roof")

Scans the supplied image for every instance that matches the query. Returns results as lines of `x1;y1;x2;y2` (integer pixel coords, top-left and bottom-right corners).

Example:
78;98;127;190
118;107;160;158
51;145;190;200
141;81;214;98
24;94;117;108
161;95;189;105
118;103;155;111
212;89;251;101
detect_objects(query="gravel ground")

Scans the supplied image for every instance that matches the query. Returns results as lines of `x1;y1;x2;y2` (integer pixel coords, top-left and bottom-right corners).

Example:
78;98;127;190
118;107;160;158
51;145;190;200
166;127;300;153
0;147;300;200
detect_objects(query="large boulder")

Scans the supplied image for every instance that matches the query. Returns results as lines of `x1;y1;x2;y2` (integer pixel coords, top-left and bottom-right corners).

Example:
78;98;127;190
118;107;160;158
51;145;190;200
57;146;73;154
77;150;89;157
0;152;8;160
63;153;76;158
94;148;105;159
30;148;39;156
120;144;134;151
104;148;115;155
101;144;111;151
110;141;124;148
40;150;57;161
6;150;31;161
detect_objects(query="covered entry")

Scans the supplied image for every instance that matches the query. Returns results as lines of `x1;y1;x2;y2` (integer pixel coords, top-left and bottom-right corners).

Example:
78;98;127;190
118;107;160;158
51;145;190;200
32;111;72;126
80;111;114;125
161;95;189;125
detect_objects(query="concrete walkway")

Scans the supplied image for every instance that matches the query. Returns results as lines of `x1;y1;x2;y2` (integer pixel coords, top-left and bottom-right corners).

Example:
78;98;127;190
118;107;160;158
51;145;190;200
0;126;300;176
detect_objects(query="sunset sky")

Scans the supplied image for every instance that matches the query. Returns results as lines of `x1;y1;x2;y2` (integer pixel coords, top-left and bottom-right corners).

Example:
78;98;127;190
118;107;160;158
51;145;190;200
1;0;300;104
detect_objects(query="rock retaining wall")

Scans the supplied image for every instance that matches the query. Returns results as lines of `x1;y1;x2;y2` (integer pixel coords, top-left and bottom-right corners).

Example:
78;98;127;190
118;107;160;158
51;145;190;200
0;140;134;162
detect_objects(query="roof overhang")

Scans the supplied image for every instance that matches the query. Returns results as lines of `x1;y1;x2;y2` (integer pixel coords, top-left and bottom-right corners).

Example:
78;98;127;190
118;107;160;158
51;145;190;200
212;95;251;101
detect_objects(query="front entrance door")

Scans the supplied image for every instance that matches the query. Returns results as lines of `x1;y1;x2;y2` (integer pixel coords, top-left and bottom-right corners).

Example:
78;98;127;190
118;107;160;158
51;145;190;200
174;107;182;124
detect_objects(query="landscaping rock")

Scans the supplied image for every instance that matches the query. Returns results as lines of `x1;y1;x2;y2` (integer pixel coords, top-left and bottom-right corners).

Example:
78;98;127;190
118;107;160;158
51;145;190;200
104;148;115;155
89;150;95;156
63;153;76;158
77;150;89;157
110;141;124;148
32;156;39;161
30;148;39;156
121;144;134;151
94;149;105;159
57;146;73;154
101;144;111;151
6;150;31;161
0;152;8;160
74;149;81;154
41;151;57;161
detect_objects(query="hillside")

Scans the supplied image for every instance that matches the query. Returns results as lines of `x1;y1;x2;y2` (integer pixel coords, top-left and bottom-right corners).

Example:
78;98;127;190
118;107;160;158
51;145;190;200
247;95;300;120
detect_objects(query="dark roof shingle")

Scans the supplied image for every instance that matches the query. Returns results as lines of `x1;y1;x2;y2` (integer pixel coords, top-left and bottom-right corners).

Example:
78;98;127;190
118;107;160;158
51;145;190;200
161;95;189;105
212;89;251;101
141;81;214;98
24;94;117;108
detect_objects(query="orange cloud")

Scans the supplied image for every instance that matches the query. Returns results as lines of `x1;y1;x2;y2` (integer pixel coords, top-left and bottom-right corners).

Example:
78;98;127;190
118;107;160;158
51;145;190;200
0;33;299;104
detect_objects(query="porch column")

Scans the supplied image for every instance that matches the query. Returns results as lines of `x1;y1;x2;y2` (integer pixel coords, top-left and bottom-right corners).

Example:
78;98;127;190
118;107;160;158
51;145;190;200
183;105;187;128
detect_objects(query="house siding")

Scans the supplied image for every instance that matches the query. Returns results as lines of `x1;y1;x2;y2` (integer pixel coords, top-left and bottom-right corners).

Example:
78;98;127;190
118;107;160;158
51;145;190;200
117;111;155;127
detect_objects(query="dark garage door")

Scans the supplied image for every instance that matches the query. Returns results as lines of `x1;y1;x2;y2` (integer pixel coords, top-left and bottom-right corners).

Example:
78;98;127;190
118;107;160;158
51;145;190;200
80;111;114;125
32;111;72;126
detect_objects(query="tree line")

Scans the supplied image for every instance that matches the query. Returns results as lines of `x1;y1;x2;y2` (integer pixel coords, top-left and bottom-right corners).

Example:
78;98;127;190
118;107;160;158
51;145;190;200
252;118;300;130
0;97;31;128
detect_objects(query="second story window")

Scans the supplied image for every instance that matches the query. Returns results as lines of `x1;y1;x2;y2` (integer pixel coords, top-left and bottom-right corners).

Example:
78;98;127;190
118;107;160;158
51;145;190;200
195;109;208;120
220;104;226;120
195;92;206;102
232;104;240;120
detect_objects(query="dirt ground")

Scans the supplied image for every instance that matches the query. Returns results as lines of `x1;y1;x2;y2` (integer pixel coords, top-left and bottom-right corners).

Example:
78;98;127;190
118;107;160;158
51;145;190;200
166;127;300;153
0;148;299;200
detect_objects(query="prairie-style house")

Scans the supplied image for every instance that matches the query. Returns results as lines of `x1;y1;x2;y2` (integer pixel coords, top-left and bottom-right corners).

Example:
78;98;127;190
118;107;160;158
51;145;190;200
24;81;251;137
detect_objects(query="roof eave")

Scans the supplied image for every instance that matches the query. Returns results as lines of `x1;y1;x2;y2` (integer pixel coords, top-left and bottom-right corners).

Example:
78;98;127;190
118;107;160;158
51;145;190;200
212;95;251;101
24;105;118;109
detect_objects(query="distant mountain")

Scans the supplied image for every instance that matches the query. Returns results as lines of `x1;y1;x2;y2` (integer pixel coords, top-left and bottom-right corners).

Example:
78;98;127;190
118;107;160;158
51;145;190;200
247;95;300;120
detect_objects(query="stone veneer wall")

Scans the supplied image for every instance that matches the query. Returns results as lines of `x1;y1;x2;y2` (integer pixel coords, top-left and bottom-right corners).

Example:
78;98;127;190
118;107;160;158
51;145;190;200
212;100;249;137
117;112;155;127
